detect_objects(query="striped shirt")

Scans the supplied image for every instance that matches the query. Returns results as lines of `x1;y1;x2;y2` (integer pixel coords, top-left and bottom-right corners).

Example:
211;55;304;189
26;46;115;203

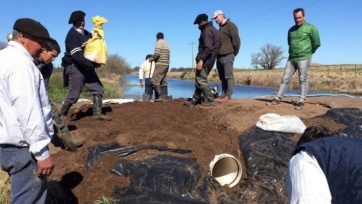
153;39;170;65
0;41;53;160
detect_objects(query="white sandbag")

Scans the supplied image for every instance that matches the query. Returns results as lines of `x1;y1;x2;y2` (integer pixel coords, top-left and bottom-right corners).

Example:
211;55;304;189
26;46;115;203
256;113;306;134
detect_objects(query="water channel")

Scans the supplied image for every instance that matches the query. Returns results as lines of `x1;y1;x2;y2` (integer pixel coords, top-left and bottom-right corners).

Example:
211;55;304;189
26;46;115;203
121;74;343;100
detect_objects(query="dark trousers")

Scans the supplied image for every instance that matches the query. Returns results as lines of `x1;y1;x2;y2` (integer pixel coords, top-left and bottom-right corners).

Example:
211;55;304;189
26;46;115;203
217;53;235;98
144;78;155;98
64;64;103;104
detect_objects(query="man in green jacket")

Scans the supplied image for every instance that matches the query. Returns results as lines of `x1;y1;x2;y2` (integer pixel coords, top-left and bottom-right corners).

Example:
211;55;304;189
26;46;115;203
271;8;320;110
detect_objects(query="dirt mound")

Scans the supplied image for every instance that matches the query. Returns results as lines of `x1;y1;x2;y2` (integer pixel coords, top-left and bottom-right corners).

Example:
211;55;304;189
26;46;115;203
47;96;362;203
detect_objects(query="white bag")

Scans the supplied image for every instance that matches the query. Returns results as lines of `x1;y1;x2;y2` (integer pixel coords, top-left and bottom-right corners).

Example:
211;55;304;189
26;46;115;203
256;113;306;134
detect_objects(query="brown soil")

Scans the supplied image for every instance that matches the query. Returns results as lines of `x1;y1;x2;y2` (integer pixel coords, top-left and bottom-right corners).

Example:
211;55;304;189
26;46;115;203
48;96;362;203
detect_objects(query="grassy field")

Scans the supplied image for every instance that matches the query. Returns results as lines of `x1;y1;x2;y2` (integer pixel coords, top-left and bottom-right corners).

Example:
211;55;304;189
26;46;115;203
167;65;362;95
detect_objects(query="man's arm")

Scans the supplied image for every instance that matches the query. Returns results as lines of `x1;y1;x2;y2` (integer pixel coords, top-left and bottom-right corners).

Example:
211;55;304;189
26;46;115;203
310;26;321;54
230;22;241;55
67;33;96;69
286;151;331;204
153;41;161;62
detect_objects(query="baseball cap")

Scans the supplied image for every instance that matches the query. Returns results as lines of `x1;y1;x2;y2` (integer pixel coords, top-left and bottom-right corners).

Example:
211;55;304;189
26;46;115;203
213;10;224;19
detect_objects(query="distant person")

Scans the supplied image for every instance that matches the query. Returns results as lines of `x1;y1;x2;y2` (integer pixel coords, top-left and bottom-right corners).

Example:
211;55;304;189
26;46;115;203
35;38;86;151
0;33;12;50
139;54;156;101
270;8;320;110
213;10;240;102
184;13;220;108
151;32;171;102
286;125;362;203
0;18;54;204
60;10;111;120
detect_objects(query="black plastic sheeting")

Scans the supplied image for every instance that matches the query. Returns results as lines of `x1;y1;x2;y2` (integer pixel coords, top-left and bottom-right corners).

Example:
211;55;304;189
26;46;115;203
110;155;230;204
239;126;296;203
316;108;362;138
238;108;362;203
86;144;232;203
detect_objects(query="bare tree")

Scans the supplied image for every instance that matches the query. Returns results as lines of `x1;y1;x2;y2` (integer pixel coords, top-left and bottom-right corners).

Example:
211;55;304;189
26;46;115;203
251;53;261;69
251;44;285;70
100;54;130;77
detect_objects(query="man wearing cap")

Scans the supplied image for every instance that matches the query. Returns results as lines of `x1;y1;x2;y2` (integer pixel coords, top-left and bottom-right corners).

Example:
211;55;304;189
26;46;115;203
139;54;156;101
184;13;220;108
0;18;54;204
213;10;240;102
60;10;111;121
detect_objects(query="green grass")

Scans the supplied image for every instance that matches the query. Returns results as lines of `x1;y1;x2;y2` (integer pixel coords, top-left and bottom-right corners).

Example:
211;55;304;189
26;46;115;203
94;195;115;204
48;72;121;104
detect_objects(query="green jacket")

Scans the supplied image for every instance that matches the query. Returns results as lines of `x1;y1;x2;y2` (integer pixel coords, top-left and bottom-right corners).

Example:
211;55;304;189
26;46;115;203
288;22;320;62
218;19;240;56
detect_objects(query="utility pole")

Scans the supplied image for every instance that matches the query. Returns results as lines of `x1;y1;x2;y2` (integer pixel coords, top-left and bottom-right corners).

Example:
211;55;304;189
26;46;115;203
189;42;195;72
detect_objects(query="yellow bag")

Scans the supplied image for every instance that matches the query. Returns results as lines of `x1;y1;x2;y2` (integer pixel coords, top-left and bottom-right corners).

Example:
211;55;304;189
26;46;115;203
84;15;108;65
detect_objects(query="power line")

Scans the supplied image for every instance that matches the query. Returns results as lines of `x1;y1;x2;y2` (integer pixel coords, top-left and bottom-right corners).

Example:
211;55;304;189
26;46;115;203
189;42;195;71
239;0;321;30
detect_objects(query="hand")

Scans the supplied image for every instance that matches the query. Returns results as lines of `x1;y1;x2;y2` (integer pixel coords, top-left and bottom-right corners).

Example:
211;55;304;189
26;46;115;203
37;156;54;176
196;60;203;71
94;63;102;68
140;83;144;88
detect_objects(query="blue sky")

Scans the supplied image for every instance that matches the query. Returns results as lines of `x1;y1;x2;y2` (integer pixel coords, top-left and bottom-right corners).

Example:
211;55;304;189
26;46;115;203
1;0;361;69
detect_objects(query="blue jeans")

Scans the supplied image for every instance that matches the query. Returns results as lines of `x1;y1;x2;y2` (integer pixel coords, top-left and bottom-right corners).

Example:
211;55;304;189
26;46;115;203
217;53;235;98
276;59;311;101
0;146;47;204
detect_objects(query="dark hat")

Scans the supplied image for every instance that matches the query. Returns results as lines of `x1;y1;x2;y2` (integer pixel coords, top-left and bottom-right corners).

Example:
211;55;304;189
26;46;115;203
194;13;208;24
13;18;51;40
68;10;86;24
145;54;153;60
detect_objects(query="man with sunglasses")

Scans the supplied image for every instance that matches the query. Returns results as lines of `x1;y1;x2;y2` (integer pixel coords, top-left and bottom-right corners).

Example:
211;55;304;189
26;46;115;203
0;18;54;204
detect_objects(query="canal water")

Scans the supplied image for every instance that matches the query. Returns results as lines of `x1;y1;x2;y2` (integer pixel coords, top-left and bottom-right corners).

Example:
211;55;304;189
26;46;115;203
121;74;335;100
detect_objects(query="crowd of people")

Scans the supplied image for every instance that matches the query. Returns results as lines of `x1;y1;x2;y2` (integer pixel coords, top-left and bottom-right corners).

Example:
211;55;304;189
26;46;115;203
0;7;327;203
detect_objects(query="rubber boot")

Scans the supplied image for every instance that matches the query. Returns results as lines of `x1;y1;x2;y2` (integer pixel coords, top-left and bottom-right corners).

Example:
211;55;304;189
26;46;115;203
184;94;201;109
53;124;77;152
154;85;166;102
57;125;86;152
163;86;172;100
60;101;72;120
93;95;112;121
201;86;216;107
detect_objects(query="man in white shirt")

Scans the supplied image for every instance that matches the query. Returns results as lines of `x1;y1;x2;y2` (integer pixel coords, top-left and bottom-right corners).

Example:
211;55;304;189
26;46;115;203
139;54;156;101
0;18;54;204
287;126;362;203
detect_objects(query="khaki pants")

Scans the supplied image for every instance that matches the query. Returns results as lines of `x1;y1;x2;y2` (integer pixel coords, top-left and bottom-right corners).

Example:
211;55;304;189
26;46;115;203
151;64;169;87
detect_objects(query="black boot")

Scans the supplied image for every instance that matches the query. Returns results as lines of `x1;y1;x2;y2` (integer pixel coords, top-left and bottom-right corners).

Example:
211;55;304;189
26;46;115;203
201;86;216;107
154;85;166;102
60;101;72;120
93;95;112;121
184;94;201;109
162;86;172;100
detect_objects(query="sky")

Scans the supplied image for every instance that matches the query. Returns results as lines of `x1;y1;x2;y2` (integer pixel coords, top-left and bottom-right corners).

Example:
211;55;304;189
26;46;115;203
1;0;361;69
